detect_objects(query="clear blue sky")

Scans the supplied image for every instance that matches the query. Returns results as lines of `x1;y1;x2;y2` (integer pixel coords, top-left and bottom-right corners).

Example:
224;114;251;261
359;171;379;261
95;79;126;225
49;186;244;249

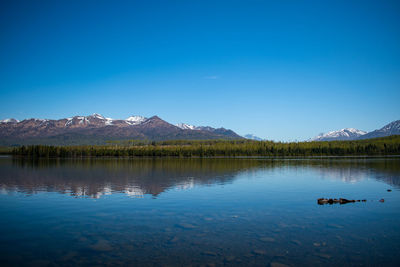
1;0;399;141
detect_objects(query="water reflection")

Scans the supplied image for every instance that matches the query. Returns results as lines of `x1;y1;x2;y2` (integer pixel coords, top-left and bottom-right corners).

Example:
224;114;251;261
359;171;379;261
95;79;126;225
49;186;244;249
1;157;400;267
1;157;399;198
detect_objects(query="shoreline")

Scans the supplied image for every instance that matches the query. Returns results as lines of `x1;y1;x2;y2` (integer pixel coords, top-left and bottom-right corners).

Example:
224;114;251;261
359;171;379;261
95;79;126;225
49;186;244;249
5;155;400;160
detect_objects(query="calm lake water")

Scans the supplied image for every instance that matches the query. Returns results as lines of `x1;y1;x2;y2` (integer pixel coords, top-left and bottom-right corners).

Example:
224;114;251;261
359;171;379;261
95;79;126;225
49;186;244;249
0;156;400;267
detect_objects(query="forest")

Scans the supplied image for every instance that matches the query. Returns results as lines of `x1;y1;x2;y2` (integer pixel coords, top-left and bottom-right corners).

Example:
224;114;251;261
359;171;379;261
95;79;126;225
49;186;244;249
10;135;400;158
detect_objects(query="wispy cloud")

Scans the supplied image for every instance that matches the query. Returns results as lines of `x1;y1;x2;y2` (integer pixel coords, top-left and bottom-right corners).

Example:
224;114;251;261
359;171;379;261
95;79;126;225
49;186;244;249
204;75;219;80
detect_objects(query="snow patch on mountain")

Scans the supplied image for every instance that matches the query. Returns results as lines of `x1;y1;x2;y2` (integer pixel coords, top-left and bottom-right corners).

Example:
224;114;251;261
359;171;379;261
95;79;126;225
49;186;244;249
65;118;73;126
176;123;196;130
60;114;148;126
91;113;105;119
176;123;219;132
105;118;114;125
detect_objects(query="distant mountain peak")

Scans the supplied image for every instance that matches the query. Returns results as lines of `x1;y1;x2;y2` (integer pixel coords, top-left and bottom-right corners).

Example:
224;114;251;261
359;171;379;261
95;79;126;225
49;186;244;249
358;120;400;140
0;118;19;124
243;134;264;141
125;115;146;125
310;128;367;141
148;115;162;120
381;120;400;131
91;113;105;119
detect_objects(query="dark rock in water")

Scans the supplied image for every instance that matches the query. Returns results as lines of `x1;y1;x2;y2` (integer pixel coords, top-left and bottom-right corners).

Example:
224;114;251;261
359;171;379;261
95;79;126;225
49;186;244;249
318;198;364;205
317;198;328;204
339;198;356;204
379;198;385;202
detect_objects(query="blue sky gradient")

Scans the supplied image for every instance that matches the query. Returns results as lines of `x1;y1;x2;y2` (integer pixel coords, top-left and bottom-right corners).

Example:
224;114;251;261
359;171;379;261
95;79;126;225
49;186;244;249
1;0;399;141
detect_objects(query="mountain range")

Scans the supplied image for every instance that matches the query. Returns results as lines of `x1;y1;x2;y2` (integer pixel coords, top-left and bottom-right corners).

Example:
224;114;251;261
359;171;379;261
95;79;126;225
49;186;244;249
0;114;242;146
310;120;400;141
1;114;399;145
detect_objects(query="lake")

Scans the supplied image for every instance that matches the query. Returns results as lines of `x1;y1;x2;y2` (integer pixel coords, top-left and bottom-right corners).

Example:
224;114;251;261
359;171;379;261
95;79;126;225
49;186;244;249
0;156;399;266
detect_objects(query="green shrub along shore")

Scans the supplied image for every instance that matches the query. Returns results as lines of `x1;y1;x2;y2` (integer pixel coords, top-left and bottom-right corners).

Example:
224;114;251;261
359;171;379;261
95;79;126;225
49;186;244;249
9;135;400;158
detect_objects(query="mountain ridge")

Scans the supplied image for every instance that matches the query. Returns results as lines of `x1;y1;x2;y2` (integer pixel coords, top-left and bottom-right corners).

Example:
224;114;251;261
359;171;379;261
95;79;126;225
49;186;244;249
310;120;400;141
0;114;243;145
358;120;400;140
2;115;399;145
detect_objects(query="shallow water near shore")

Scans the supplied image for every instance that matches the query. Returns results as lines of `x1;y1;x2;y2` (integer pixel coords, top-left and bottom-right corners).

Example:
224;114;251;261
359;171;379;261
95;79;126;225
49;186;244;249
0;157;400;266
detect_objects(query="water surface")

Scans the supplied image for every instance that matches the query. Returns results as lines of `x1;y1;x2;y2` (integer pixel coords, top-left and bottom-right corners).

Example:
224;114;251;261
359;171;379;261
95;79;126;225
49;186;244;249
0;157;399;266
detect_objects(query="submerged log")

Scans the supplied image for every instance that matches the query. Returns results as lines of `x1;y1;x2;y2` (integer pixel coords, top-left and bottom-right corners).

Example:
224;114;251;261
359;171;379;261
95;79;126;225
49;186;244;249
318;198;367;205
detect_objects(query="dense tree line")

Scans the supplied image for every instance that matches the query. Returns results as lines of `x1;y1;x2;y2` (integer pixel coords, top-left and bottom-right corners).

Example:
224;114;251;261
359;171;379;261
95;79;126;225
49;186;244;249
11;135;400;158
0;146;12;155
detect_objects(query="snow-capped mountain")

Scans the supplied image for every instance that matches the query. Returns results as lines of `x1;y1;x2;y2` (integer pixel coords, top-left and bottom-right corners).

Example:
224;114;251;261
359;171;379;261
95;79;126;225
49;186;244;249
310;120;400;141
243;134;264;141
358;120;400;139
310;128;367;141
0;118;19;124
175;123;241;138
125;115;146;125
0;114;242;145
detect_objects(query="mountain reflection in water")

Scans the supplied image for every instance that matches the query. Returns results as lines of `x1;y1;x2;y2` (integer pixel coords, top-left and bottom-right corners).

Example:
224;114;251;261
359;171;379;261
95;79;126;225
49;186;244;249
1;157;399;198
